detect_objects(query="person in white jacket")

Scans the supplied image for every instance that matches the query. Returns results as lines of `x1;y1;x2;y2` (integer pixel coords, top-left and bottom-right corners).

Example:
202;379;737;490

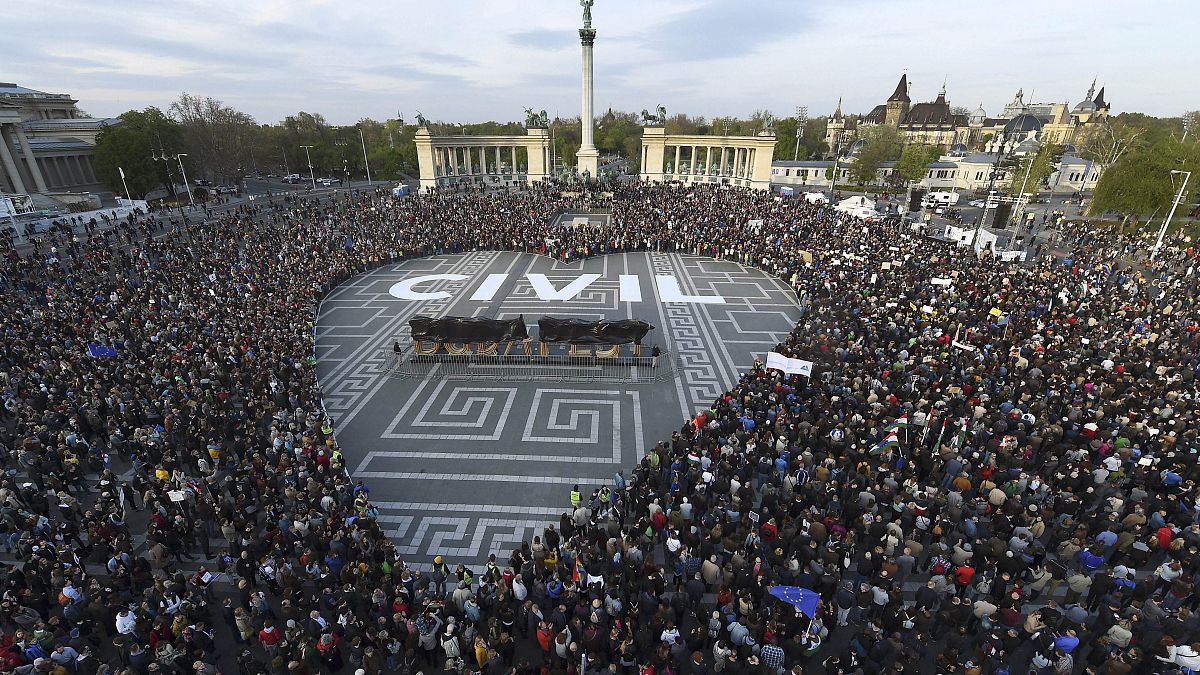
115;608;138;635
1158;641;1200;670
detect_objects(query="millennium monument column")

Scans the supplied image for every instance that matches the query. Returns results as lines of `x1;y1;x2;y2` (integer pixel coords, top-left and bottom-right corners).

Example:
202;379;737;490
576;0;599;180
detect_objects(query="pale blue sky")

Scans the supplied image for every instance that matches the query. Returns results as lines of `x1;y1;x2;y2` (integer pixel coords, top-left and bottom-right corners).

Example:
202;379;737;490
2;0;1191;125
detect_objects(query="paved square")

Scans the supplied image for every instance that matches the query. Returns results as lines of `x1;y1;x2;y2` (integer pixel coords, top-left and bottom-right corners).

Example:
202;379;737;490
315;251;801;568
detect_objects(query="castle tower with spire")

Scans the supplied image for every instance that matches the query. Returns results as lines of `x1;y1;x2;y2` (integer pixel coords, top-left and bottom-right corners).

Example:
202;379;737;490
825;96;847;148
884;74;910;127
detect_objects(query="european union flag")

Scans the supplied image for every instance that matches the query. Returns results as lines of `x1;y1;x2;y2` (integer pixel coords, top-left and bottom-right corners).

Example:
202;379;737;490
768;585;820;619
87;343;118;358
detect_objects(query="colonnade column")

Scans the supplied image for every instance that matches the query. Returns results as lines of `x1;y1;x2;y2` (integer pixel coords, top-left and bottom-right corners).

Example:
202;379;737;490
55;156;70;187
14;127;47;192
673;146;681;175
0;125;27;194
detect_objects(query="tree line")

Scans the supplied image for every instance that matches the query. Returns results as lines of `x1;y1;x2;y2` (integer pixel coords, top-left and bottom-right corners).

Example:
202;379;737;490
91;95;840;198
91;91;1198;233
1084;111;1200;228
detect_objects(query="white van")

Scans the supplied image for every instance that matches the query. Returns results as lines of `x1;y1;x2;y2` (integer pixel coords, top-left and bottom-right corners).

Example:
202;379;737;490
922;191;960;208
803;191;827;205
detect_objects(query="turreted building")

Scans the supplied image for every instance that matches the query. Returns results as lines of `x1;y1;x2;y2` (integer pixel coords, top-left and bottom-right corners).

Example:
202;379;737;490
828;75;1112;152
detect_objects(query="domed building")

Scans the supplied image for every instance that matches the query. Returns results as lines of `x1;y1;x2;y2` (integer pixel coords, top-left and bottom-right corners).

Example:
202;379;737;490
805;75;1112;195
969;104;987;127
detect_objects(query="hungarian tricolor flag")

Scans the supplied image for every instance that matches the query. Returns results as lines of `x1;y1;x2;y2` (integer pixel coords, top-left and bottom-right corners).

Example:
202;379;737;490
871;428;900;456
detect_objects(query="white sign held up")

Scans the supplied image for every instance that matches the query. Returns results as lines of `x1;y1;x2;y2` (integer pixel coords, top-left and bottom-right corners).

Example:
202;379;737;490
765;351;814;377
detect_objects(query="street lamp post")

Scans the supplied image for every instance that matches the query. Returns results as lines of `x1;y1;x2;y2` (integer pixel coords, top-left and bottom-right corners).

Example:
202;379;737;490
1151;170;1192;261
174;153;195;208
793;106;808;161
358;125;373;185
972;133;1012;249
151;150;180;216
300;145;317;190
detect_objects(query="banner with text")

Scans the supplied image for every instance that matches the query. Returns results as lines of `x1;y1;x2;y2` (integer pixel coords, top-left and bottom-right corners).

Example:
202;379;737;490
765;351;814;377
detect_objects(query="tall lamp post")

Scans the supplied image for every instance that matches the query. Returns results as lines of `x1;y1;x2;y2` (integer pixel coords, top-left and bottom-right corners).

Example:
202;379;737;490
793;106;808;161
971;131;1016;249
357;124;373;185
174;153;195;208
300;145;317;190
1151;170;1192;261
152;149;194;210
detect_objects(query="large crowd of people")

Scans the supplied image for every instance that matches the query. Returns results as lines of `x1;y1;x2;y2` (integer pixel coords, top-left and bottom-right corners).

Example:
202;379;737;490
0;180;1198;675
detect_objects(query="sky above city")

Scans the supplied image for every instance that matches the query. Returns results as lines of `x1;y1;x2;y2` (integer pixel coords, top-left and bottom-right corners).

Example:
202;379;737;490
4;0;1193;126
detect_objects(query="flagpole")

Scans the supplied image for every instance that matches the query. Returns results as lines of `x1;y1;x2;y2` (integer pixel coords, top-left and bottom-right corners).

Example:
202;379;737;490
119;167;132;205
932;418;947;451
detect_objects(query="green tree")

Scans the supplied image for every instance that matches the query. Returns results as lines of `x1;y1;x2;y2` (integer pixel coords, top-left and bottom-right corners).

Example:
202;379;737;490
92;107;184;198
1007;144;1063;196
1089;137;1200;225
894;144;942;184
848;126;902;185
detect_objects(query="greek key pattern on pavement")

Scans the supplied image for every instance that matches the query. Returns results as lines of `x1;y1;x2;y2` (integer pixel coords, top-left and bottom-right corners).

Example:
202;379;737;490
652;253;725;414
319;253;492;421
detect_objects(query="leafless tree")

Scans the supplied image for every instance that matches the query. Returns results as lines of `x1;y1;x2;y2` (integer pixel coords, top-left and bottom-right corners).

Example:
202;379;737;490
1079;118;1143;167
169;92;258;181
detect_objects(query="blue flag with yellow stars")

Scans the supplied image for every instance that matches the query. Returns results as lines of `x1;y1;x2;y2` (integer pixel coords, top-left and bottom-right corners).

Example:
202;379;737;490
768;585;820;618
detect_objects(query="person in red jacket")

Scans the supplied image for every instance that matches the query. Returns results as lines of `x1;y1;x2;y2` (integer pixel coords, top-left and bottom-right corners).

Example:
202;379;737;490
760;518;779;542
257;620;282;658
954;564;976;596
316;632;342;671
536;621;554;664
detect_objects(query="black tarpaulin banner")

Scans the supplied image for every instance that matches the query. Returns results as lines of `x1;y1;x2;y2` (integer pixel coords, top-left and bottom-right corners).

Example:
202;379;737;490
409;315;529;342
537;318;655;345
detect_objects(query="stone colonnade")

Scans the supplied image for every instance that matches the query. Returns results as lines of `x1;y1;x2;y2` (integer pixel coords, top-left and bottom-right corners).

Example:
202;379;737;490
414;128;552;192
0;121;51;194
638;127;778;191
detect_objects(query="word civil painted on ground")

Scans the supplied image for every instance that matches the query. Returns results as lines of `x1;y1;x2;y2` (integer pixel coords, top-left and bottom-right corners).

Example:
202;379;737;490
388;273;727;304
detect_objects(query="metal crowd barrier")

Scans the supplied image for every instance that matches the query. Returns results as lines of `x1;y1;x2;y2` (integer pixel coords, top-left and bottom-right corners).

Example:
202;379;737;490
386;349;676;383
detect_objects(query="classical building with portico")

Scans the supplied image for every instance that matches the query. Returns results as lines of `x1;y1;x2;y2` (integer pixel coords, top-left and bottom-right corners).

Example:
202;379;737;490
413;126;552;192
638;127;776;190
0;83;117;199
